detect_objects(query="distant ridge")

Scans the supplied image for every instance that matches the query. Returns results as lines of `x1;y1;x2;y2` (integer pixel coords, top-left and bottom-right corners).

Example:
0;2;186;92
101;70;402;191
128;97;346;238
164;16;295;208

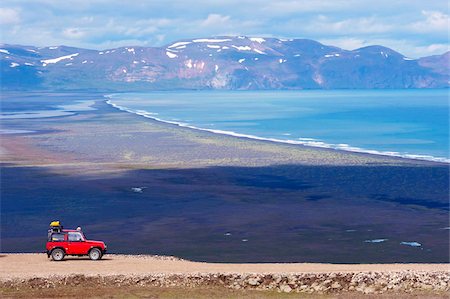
1;36;448;91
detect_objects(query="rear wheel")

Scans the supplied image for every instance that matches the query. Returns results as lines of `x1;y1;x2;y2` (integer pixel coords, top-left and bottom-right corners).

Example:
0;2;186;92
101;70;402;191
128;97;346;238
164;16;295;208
51;248;65;261
89;248;102;260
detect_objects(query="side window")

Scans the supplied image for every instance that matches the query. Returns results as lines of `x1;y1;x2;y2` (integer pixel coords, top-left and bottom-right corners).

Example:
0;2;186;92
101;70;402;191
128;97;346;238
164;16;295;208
68;232;84;242
50;233;65;242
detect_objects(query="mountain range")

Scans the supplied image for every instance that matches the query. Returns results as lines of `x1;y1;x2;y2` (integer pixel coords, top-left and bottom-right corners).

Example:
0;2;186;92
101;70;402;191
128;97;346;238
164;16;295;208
1;36;449;91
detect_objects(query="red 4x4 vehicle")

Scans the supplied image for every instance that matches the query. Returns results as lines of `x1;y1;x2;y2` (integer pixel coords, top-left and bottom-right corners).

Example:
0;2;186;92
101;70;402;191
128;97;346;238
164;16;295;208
46;223;107;261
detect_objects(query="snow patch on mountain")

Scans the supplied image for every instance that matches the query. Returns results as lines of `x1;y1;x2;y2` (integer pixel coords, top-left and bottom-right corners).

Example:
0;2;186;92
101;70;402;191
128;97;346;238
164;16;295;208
10;62;19;67
250;37;265;43
0;49;10;54
41;53;79;65
193;38;231;43
232;45;252;51
207;45;221;49
166;51;178;58
168;41;192;48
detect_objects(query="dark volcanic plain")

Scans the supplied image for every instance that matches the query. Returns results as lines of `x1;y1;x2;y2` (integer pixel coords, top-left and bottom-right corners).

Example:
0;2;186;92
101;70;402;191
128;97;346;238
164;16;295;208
1;92;449;263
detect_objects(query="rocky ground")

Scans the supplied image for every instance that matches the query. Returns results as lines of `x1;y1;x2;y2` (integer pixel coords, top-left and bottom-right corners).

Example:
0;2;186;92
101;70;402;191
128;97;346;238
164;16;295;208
2;271;450;295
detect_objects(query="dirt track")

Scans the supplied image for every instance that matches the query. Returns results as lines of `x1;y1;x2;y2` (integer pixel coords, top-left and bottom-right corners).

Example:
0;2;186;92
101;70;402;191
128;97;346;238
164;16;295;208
1;254;449;279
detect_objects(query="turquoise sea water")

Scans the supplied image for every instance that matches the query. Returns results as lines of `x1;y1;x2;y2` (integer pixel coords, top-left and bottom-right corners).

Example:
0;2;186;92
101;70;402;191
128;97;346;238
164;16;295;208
107;90;449;162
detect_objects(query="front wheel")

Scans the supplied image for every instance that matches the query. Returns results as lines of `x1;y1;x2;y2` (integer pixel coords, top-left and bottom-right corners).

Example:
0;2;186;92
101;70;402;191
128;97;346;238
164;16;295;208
89;248;102;260
51;248;65;261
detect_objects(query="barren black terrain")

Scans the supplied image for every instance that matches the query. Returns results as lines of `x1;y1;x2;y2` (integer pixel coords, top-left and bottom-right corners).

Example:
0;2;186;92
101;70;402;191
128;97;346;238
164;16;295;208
1;92;448;263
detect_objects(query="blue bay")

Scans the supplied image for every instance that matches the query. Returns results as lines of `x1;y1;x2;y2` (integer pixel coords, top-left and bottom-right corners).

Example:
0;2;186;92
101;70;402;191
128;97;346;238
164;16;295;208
108;89;449;162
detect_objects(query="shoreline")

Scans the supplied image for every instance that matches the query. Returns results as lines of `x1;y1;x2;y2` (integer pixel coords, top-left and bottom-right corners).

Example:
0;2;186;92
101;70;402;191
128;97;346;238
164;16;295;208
101;98;443;167
104;95;450;165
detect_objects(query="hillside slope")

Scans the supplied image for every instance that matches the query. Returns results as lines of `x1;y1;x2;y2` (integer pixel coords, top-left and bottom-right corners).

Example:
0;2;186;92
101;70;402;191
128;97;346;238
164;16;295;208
1;37;448;90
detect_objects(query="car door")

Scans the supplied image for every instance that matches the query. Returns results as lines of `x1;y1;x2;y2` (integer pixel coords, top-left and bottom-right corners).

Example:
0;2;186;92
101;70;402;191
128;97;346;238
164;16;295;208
67;232;90;254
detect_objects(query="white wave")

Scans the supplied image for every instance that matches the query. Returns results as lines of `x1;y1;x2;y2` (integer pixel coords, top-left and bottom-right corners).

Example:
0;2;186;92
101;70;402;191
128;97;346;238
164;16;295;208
105;99;450;164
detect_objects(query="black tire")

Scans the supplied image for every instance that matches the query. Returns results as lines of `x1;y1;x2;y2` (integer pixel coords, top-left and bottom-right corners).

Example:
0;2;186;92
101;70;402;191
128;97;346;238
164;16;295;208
89;248;102;260
51;248;65;261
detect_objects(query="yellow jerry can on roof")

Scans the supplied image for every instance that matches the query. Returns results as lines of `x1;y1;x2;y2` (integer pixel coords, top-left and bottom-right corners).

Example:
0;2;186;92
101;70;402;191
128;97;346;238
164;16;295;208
50;221;60;227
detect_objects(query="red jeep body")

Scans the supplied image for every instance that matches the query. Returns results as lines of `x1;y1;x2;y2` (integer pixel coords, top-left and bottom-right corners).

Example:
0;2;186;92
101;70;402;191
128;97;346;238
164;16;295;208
46;229;107;261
